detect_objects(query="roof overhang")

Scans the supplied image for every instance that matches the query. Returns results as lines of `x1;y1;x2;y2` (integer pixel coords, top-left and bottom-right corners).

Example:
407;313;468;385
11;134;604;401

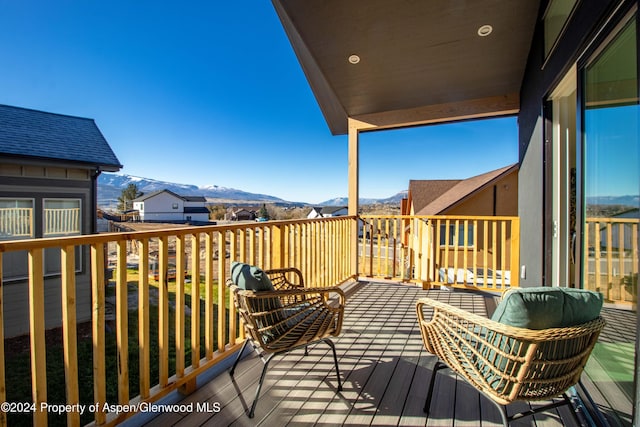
272;0;540;135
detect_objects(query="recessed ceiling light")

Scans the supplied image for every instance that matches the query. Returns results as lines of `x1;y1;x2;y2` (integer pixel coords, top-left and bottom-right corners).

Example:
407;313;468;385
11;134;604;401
348;54;360;64
477;24;493;37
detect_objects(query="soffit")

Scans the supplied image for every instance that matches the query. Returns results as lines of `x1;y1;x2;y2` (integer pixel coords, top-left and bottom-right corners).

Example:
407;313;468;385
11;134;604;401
273;0;541;135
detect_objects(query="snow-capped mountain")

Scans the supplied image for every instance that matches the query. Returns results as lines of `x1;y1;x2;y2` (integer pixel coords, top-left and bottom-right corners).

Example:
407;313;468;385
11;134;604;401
319;190;408;207
98;172;406;209
98;173;287;208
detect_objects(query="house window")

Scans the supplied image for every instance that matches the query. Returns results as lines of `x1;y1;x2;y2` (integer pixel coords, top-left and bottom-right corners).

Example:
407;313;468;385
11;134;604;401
0;198;34;240
440;223;474;247
0;199;33;282
543;0;579;58
43;199;82;276
172;203;179;210
43;199;81;236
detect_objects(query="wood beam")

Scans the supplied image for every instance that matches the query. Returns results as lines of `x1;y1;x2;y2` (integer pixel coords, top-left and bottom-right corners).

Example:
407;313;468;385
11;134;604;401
352;93;520;131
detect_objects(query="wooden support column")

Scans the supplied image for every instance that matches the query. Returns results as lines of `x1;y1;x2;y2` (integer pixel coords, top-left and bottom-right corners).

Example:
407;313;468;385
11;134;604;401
348;118;377;279
348;119;360;279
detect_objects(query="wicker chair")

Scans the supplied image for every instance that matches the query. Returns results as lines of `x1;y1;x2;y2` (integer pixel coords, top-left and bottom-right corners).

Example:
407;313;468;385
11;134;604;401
416;296;606;426
227;266;345;418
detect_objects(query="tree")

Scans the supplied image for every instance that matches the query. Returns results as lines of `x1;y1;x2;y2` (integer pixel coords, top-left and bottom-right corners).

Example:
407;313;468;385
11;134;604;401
258;204;270;220
118;183;143;212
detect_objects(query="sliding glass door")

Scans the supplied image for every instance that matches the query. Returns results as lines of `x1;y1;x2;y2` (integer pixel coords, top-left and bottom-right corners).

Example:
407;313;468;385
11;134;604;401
581;15;637;426
582;17;638;309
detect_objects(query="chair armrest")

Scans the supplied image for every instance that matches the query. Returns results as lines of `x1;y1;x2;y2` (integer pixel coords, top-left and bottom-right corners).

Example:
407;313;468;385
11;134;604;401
266;267;305;290
241;286;345;310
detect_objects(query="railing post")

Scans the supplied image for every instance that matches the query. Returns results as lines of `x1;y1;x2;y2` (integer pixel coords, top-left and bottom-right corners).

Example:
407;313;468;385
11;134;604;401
511;217;520;287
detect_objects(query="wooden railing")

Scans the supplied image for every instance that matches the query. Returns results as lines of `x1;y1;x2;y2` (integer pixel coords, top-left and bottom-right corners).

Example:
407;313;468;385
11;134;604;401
0;214;520;426
584;217;639;306
359;215;520;291
0;216;352;426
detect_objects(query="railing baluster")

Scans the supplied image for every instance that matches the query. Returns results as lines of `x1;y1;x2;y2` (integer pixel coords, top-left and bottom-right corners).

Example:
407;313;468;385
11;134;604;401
491;221;497;285
116;240;129;407
471;219;478;286
61;244;79;426
216;230;228;349
501;221;507;289
28;248;47;426
205;232;214;359
191;233;201;369
158;236;169;388
91;243;107;425
175;236;185;379
138;239;150;399
618;223;625;298
594;221;602;295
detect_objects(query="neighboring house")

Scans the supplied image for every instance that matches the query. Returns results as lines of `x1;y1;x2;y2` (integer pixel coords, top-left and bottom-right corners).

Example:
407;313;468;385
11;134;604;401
132;189;210;223
229;208;258;221
403;164;518;216
0;104;122;337
402;164;518;284
307;206;348;219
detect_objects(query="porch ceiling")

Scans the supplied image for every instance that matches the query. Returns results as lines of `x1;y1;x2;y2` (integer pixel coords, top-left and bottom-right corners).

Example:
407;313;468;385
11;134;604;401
272;0;541;135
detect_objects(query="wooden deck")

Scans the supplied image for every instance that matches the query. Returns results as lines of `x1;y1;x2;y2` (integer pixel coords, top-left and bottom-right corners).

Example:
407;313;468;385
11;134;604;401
142;282;601;427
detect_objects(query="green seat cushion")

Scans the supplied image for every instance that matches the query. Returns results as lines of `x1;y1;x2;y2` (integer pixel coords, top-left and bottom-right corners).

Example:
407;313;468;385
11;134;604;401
230;261;275;291
491;287;603;329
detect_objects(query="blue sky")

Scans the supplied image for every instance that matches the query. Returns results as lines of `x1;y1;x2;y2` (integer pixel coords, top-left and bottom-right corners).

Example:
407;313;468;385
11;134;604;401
0;1;518;204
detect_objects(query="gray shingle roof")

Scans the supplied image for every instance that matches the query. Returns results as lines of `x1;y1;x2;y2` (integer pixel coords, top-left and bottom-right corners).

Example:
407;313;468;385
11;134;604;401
0;104;122;171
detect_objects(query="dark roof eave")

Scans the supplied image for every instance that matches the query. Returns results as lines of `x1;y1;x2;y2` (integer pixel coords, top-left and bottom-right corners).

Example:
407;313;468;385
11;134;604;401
0;152;122;172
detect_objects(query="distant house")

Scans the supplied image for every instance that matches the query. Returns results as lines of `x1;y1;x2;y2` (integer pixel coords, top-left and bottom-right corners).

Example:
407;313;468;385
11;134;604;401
132;189;210;223
307;206;348;219
0;104;122;337
230;208;258;221
403;164;518;216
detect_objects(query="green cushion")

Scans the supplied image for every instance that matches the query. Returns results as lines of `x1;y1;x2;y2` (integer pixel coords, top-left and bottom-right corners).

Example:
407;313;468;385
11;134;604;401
490;287;603;329
230;262;274;291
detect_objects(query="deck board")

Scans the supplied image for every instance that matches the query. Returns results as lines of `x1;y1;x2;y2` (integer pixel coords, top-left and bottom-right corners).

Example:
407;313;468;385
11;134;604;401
144;282;591;427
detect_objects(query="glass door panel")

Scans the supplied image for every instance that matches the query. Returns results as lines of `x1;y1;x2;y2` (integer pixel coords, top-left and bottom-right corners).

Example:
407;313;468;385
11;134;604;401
582;17;637;427
583;19;638;308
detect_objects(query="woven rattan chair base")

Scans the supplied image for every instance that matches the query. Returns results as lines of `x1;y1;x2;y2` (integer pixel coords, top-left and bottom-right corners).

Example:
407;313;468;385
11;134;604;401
229;336;342;418
424;359;582;426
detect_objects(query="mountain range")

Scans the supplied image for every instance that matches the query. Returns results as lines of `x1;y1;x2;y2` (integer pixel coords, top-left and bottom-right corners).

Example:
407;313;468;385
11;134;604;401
97;173;406;208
